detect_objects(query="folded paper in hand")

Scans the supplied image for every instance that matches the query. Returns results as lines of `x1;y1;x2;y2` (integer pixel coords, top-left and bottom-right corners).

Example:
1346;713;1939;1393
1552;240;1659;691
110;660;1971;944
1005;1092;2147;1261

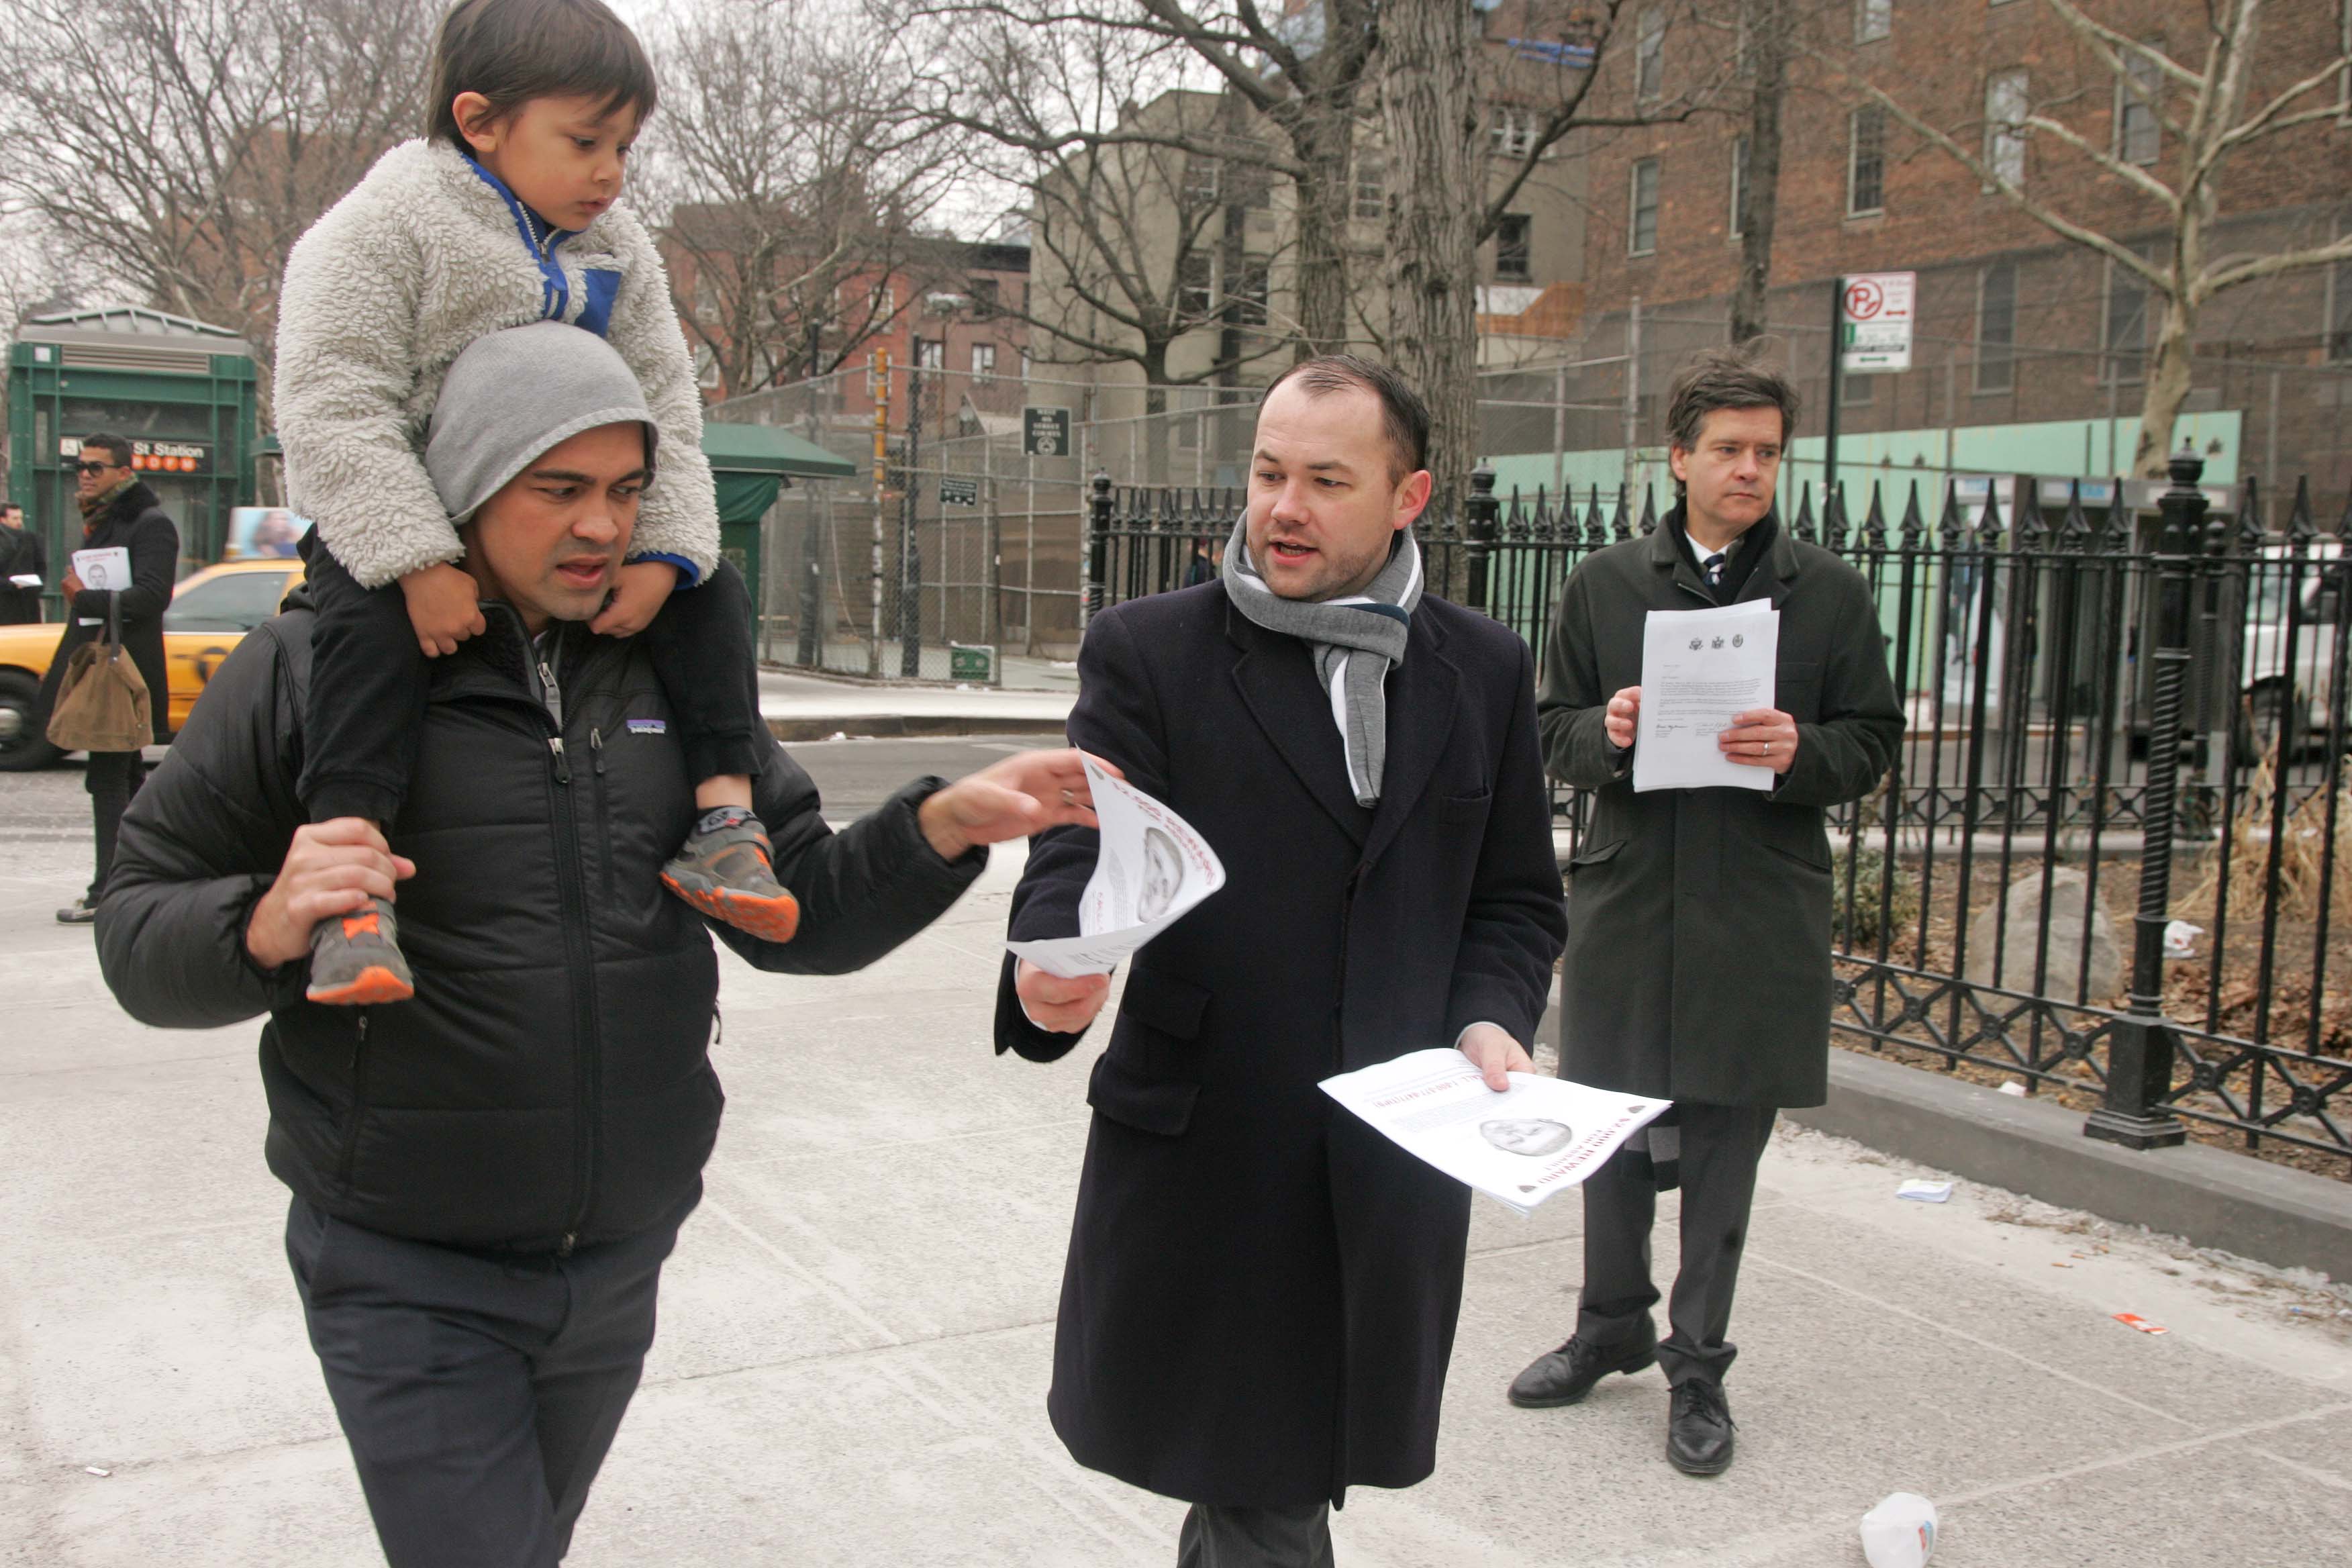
70;546;134;626
1634;600;1779;793
1005;754;1225;977
1321;1049;1671;1214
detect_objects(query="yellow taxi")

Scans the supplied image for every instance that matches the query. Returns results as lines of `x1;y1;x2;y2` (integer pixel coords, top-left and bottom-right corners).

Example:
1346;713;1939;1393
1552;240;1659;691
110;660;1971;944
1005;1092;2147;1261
0;556;304;770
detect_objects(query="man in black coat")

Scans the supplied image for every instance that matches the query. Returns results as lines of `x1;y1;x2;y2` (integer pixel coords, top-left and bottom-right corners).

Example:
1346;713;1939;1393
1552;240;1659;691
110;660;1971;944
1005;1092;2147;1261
40;434;179;924
96;326;1101;1568
1508;347;1904;1475
1001;356;1567;1565
0;502;46;623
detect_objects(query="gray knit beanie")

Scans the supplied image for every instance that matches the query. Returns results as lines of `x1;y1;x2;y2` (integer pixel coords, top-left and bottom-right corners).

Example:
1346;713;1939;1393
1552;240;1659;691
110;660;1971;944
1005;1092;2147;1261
425;321;656;524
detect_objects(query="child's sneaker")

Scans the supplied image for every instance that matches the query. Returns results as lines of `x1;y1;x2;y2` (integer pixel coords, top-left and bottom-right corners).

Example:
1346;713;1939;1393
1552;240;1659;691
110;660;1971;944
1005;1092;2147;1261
307;897;416;1006
662;807;801;942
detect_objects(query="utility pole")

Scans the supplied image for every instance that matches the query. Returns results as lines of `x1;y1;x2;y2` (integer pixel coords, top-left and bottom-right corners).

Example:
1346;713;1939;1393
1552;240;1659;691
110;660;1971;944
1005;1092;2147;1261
1824;277;1845;499
869;347;889;679
1620;297;1642;493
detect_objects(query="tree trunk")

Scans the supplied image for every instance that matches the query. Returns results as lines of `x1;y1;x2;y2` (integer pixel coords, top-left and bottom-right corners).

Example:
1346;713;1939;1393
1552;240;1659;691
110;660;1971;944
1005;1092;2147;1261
1381;0;1484;537
1286;99;1357;356
1728;0;1786;345
2130;292;2196;480
1142;363;1173;487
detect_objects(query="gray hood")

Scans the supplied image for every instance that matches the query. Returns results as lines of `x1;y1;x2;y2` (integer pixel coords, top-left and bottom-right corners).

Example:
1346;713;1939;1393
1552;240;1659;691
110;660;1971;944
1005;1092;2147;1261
424;320;656;524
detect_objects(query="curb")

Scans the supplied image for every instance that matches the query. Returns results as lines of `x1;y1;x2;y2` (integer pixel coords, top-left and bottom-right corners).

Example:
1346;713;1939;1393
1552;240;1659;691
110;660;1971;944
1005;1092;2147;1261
766;714;1070;743
1787;1047;2352;1283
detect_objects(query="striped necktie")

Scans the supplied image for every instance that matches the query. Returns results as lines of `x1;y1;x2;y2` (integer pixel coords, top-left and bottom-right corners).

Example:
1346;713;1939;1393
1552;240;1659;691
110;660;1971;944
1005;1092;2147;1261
1702;551;1727;588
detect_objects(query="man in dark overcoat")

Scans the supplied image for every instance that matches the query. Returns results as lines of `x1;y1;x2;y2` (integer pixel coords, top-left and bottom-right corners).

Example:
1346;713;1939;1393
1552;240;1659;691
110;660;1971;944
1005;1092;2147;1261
40;434;179;924
998;356;1566;1566
0;502;47;623
1507;347;1903;1475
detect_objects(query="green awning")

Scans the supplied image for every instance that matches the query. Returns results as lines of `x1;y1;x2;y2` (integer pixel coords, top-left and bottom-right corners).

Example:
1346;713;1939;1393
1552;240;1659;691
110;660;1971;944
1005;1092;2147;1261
256;420;853;527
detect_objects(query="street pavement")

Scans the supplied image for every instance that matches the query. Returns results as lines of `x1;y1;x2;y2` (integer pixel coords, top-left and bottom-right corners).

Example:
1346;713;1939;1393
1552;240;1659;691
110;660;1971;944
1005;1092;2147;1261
4;740;2351;1567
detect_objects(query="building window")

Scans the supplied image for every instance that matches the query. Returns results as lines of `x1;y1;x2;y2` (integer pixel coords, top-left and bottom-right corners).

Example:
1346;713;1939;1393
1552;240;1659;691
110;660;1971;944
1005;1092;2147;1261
2116;50;2161;166
914;337;945;371
969;277;1001;316
1730;136;1751;238
1181;154;1220;205
2102;246;2154;385
1491;105;1538;158
1986;70;2029;189
1636;8;1666;102
1232;262;1270;328
1975;262;2013;392
693;343;722;391
1855;0;1891;44
971;342;995;375
1849;105;1887;215
1976;260;2017;393
1495;214;1532;281
1629;158;1660;255
1353;152;1385;220
1177;253;1214;318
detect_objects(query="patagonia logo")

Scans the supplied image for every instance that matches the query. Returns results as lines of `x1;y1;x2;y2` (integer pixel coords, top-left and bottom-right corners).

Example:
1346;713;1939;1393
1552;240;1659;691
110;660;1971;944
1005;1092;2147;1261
626;719;667;735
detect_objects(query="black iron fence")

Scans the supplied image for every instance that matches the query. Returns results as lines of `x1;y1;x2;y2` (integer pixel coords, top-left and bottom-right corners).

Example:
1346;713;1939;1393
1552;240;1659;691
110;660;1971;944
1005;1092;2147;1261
1082;454;2352;1171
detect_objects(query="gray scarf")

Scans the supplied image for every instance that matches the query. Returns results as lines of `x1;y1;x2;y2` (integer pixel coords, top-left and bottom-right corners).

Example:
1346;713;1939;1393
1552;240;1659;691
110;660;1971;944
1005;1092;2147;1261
1222;517;1422;805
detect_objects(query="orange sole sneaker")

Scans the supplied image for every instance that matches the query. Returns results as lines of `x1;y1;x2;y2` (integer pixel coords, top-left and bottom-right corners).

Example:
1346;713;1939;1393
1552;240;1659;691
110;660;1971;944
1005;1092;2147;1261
306;965;417;1007
663;875;802;944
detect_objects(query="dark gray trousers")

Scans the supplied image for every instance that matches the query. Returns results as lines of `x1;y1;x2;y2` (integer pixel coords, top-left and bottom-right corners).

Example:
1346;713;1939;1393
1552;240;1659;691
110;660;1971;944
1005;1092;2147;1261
85;749;145;903
1575;1103;1777;1388
285;1197;681;1567
1178;1502;1335;1568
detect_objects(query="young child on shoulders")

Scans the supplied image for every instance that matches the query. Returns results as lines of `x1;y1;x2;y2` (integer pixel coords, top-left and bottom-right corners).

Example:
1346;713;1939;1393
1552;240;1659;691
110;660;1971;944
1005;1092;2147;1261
275;0;795;1005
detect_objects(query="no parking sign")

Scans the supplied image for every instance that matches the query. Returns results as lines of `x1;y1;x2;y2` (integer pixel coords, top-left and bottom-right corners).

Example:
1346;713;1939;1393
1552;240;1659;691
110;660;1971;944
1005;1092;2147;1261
1839;272;1916;373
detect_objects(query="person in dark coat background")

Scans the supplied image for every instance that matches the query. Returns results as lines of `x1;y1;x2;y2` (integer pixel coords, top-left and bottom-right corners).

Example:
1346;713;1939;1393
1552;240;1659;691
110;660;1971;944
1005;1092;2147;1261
39;434;179;924
0;502;47;623
1000;356;1566;1567
1508;346;1904;1475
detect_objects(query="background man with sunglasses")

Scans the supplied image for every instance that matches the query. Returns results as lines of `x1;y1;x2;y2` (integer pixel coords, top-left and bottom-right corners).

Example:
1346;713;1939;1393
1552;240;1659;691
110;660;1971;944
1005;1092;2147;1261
38;434;179;923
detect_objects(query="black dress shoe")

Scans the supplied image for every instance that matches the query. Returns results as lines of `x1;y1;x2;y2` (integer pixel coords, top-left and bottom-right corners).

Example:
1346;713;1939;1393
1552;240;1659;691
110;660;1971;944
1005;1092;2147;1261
55;898;96;926
1507;1331;1659;1408
1667;1380;1736;1475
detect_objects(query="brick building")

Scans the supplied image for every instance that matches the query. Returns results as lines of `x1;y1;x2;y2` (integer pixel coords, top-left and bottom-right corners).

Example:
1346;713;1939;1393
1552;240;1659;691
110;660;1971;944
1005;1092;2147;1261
1552;0;2352;496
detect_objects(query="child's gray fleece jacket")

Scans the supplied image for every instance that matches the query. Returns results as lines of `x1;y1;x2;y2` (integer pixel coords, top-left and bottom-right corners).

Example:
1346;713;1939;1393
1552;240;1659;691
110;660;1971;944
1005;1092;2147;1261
274;138;719;591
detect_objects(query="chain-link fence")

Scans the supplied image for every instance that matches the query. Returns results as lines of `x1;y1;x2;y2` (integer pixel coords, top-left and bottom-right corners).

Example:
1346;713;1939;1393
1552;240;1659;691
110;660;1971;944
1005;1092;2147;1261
709;363;1103;683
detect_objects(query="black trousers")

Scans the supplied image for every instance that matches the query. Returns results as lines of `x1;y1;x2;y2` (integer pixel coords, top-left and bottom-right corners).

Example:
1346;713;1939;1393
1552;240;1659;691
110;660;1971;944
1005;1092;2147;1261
1575;1103;1777;1389
1177;1502;1335;1568
85;748;146;903
299;541;765;826
285;1197;682;1567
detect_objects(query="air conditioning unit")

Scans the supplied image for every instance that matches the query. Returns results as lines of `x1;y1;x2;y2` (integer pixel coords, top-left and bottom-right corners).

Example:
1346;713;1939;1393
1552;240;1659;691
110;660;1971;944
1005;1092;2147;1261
924;292;970;316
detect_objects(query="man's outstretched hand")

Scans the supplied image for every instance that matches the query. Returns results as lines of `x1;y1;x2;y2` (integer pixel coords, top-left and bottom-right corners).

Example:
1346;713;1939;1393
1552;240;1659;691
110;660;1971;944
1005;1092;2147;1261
918;747;1116;861
1458;1022;1534;1091
246;818;415;969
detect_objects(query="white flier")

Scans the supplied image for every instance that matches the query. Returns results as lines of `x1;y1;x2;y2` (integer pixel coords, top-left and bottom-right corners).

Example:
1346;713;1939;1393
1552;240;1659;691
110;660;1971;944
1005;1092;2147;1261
1004;754;1226;977
1632;600;1780;793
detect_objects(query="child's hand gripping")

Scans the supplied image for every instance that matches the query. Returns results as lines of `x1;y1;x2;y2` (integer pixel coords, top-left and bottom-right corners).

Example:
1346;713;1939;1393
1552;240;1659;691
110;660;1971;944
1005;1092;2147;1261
398;562;489;657
589;560;679;638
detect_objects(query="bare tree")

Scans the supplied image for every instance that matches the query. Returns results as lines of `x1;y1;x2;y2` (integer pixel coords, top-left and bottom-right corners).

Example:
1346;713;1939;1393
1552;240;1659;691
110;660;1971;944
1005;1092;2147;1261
1383;0;1730;518
909;0;1378;355
923;19;1297;477
1726;0;1787;344
644;2;963;399
1859;0;2352;478
0;0;434;404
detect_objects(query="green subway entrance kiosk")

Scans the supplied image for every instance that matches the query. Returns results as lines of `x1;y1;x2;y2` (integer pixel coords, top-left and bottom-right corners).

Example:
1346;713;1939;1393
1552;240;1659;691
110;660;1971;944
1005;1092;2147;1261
7;307;262;606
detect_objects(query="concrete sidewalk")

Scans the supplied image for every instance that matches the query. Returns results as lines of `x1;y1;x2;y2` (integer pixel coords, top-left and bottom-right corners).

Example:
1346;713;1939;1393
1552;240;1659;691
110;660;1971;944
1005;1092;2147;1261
3;832;2350;1567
